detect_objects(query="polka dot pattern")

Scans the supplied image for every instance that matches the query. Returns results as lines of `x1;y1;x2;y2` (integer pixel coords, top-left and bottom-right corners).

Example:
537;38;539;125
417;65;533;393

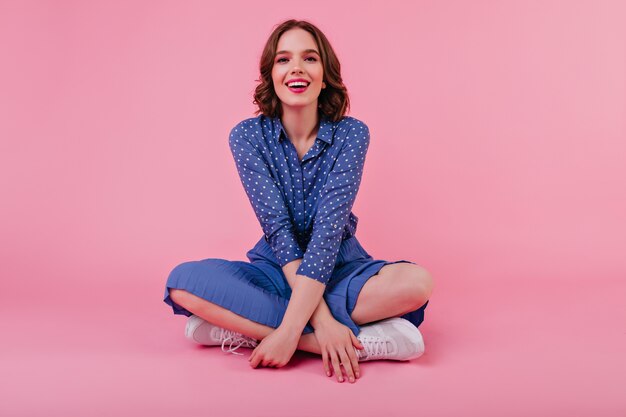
229;113;370;284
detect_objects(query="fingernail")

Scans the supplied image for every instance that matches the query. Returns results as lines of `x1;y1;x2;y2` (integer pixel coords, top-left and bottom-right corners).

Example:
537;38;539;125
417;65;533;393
349;377;354;382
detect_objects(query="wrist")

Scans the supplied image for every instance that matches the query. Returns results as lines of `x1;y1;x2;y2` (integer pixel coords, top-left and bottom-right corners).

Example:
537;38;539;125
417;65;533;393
310;310;336;329
277;323;305;340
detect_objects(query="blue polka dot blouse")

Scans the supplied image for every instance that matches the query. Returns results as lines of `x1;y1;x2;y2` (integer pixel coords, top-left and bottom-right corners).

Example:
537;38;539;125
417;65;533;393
228;113;370;285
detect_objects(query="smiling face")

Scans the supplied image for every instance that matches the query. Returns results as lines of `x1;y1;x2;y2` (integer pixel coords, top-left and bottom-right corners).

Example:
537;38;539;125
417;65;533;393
271;28;325;113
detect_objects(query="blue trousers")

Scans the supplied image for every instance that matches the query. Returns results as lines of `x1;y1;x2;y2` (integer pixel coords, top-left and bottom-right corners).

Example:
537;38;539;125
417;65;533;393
163;235;429;336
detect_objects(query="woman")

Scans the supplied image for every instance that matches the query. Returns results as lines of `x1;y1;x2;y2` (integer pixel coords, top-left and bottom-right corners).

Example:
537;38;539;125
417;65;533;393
163;19;434;384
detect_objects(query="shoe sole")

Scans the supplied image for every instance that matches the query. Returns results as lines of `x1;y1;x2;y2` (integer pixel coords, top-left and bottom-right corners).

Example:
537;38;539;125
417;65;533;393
379;317;425;360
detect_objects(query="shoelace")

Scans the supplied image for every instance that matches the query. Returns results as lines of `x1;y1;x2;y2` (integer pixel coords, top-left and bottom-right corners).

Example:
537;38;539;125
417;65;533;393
358;335;390;359
219;328;258;355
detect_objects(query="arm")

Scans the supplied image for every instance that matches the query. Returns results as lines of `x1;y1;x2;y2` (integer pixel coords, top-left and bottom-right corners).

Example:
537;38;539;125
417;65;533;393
281;121;371;333
279;264;327;334
229;124;304;266
230;120;371;335
282;259;335;328
296;121;371;285
229;123;334;329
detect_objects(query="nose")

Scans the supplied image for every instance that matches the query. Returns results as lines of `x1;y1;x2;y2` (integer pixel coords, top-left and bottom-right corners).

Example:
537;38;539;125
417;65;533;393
290;60;305;74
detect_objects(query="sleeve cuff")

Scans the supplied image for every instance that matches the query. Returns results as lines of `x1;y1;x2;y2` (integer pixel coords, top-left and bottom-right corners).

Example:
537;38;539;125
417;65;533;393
295;259;332;285
275;245;305;268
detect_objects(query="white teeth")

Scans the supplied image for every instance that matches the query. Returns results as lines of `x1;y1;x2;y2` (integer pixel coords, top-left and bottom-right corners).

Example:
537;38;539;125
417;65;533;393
287;81;308;88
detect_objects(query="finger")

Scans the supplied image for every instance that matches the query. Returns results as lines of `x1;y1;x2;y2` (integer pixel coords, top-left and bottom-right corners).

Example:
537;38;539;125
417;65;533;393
329;350;344;383
338;349;356;383
262;356;277;368
351;331;364;350
346;342;361;379
250;351;262;368
321;348;331;377
348;332;364;378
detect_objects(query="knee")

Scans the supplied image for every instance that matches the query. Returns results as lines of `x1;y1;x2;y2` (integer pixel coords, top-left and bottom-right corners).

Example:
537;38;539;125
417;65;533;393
168;260;199;280
169;288;192;305
166;260;203;290
400;264;434;310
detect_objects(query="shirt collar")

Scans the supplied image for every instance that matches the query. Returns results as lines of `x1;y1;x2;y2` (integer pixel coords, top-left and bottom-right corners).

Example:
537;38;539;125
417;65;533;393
274;114;334;145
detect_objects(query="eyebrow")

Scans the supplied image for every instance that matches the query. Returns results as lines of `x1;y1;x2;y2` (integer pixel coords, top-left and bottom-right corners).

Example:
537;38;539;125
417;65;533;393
275;49;320;56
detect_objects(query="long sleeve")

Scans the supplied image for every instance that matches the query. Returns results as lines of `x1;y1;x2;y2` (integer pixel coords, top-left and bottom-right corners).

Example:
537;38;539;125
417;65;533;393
296;121;370;284
229;124;304;266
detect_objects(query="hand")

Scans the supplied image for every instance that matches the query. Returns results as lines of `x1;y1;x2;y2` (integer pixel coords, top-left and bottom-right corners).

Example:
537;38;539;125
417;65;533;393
248;326;300;369
313;318;364;383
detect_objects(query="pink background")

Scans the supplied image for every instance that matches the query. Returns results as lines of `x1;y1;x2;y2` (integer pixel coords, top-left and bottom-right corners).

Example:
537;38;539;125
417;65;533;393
1;1;625;416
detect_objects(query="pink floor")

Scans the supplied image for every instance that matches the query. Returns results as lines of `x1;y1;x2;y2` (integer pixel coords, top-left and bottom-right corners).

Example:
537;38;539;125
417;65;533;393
2;1;625;415
2;249;624;416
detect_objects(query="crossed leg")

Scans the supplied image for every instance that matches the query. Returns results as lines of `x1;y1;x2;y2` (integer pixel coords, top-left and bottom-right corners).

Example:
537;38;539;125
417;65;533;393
169;263;434;356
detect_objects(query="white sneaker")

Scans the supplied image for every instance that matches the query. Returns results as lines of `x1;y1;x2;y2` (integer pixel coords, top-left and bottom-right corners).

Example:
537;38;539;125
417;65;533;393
354;317;425;361
185;315;258;356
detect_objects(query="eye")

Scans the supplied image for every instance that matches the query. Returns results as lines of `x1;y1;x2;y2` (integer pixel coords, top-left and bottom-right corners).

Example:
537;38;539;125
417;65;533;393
275;56;318;63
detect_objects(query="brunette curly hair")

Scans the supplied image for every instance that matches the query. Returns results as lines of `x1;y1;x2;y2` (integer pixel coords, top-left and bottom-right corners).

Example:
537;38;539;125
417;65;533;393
253;19;350;123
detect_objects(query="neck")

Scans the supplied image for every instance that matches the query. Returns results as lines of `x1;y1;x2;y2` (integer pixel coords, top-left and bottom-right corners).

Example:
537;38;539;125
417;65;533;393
280;104;320;144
